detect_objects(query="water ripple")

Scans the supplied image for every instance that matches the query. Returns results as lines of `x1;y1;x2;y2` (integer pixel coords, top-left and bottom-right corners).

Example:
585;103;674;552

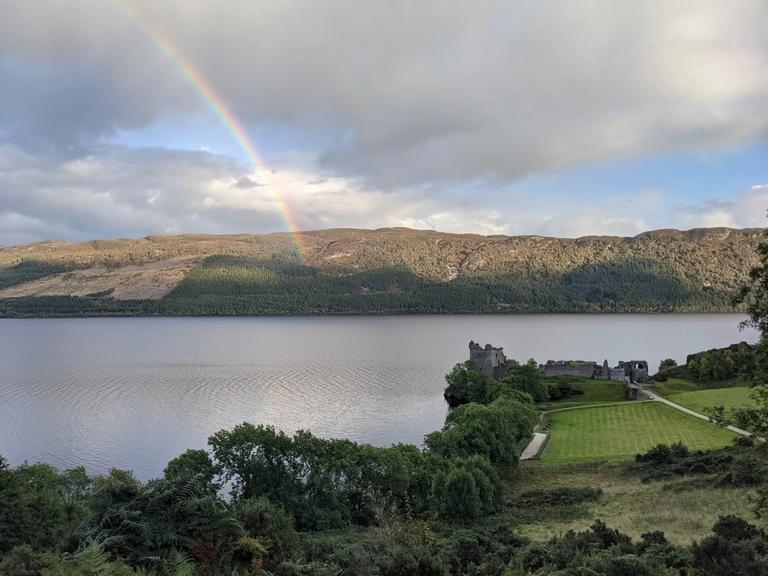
0;314;755;479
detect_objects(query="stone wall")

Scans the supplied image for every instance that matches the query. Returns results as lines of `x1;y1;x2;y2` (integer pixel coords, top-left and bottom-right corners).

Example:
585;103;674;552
539;360;598;379
538;358;646;384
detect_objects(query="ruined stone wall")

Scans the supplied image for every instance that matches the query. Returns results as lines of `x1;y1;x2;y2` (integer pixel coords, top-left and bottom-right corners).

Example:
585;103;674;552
469;341;508;379
608;368;625;382
539;361;597;379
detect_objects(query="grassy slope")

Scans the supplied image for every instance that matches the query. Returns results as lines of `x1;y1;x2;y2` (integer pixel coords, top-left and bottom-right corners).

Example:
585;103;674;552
653;378;701;396
512;460;762;545
539;378;627;410
541;402;736;462
670;387;754;413
654;376;748;397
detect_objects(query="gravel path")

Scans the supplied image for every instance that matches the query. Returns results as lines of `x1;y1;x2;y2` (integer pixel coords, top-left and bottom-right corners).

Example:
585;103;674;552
520;432;548;460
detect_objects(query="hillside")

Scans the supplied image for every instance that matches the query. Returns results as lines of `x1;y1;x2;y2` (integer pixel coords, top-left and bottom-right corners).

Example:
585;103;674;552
0;227;763;316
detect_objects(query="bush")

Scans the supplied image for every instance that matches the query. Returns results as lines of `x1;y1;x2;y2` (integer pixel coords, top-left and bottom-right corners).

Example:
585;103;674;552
630;442;759;484
692;516;768;576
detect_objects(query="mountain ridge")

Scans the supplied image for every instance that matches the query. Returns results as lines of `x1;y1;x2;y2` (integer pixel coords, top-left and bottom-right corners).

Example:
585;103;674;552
0;226;764;315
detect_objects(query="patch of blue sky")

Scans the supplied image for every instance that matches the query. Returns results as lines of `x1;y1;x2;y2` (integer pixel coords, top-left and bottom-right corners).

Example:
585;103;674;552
504;142;768;204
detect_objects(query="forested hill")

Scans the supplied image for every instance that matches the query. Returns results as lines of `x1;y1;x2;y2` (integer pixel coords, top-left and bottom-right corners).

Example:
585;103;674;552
0;227;763;316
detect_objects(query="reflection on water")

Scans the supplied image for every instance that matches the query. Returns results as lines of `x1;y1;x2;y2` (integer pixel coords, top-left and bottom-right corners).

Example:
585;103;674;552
0;314;756;479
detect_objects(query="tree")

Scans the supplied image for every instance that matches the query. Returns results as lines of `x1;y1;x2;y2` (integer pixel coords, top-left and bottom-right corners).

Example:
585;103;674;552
705;405;730;428
736;231;768;383
692;516;768;576
164;449;217;488
0;459;92;554
489;359;549;403
443;361;492;407
424;397;536;465
432;468;481;521
658;358;677;372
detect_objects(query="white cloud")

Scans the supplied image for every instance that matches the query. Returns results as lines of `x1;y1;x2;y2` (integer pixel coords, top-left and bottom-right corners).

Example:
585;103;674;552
678;186;768;229
0;1;766;242
1;141;765;245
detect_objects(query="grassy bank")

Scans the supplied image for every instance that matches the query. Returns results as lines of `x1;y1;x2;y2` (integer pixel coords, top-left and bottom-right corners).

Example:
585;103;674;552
669;386;754;413
538;377;628;410
512;460;762;545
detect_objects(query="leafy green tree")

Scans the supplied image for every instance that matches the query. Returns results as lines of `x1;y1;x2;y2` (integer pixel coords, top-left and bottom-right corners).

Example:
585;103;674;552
425;397;536;465
705;405;730;427
659;358;678;371
443;361;492;407
0;459;92;554
489;359;548;403
163;449;217;488
736;231;768;383
432;468;481;522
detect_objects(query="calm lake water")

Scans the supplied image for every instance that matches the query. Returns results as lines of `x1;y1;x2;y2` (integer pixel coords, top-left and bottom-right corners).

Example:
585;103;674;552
0;314;757;479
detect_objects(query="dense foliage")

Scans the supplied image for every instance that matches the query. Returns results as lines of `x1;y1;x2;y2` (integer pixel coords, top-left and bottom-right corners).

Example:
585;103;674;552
652;341;757;385
628;439;768;485
443;359;547;407
0;260;70;291
737;230;768;383
3;353;768;575
0;252;750;317
6;447;768;576
686;342;757;384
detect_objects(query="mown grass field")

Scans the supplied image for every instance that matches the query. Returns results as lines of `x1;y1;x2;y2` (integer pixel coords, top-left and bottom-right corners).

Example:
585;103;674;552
541;402;737;462
669;386;754;414
512;460;763;545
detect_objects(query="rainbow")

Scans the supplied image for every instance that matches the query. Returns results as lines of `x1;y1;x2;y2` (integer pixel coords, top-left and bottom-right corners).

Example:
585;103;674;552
115;0;306;259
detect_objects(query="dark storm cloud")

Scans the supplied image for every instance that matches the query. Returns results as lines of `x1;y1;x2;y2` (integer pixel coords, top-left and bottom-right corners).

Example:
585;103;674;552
1;0;766;183
230;176;262;189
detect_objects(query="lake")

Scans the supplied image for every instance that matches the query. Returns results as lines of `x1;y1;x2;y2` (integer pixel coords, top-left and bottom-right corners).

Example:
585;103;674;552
0;314;757;479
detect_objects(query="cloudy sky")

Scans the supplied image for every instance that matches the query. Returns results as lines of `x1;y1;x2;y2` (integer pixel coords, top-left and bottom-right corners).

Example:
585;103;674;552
0;0;767;245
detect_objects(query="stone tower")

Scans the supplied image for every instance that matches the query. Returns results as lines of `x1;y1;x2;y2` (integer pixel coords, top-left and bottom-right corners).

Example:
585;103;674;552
469;341;508;379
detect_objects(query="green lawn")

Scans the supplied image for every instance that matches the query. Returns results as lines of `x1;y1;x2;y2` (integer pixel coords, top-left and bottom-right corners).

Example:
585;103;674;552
670;387;754;414
541;402;737;462
539;378;627;409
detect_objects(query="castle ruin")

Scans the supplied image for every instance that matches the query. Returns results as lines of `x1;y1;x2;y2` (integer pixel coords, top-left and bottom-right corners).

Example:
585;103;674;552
538;358;648;383
469;341;508;379
468;341;648;399
538;358;648;399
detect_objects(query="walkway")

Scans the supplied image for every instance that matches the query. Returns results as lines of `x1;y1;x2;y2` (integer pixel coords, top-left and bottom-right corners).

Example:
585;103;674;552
520;432;548;459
